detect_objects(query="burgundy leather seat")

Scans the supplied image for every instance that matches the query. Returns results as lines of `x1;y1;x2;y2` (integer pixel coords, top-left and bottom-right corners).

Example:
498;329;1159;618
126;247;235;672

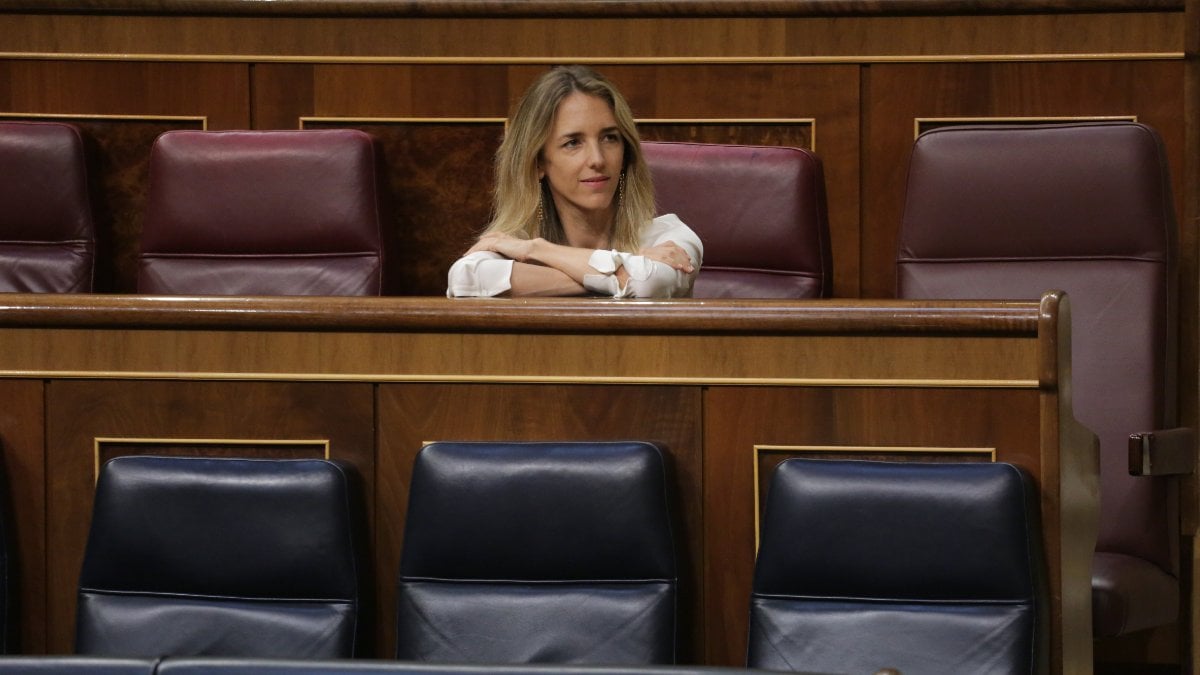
897;121;1191;638
0;121;96;292
642;141;831;298
137;129;387;295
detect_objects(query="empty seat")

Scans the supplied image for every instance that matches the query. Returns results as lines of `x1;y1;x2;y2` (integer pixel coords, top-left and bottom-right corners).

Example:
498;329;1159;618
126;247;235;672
748;459;1046;674
76;456;367;658
396;441;677;665
156;657;775;675
0;656;156;674
0;121;96;292
137;129;388;295
896;121;1192;638
642;141;831;298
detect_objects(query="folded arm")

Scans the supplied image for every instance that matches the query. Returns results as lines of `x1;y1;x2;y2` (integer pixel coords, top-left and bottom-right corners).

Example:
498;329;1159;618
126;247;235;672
447;219;702;298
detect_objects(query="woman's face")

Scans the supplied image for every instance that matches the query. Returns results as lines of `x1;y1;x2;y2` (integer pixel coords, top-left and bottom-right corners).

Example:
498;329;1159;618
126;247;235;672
538;91;625;228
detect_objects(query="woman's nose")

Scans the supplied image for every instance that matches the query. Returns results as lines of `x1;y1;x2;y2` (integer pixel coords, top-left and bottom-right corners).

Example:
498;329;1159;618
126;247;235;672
586;141;605;167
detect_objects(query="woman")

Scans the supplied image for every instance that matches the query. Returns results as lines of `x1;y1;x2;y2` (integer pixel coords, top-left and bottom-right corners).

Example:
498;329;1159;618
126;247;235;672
447;65;702;298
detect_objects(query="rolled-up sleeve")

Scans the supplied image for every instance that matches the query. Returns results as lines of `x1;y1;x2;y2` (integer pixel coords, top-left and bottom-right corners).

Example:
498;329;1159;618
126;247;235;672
446;251;514;297
582;214;704;299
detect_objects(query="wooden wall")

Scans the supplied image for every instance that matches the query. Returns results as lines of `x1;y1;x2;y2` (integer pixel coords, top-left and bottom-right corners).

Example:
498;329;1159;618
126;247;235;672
0;0;1196;668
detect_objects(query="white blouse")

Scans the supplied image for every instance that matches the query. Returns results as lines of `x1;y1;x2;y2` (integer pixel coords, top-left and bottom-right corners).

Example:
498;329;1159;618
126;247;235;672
446;214;703;299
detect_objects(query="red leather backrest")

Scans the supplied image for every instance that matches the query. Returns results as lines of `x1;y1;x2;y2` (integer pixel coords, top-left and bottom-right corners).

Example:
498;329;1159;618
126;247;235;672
897;122;1177;572
642;141;831;298
138;129;387;296
0;121;96;292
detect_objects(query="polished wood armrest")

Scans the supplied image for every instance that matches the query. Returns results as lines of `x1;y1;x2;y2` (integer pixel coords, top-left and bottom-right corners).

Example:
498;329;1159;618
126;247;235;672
1129;427;1196;476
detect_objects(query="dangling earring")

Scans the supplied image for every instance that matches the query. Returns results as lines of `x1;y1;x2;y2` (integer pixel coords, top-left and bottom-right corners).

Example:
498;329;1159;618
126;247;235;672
536;183;545;228
617;171;626;205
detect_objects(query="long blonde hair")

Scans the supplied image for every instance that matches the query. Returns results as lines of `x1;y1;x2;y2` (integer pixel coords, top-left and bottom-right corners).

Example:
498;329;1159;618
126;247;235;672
486;65;654;253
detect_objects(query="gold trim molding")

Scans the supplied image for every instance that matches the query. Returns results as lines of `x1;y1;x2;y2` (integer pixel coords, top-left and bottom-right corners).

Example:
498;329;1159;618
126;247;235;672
914;114;1139;138
0;52;1186;65
1;370;1040;388
751;443;997;547
93;436;332;481
0;112;209;129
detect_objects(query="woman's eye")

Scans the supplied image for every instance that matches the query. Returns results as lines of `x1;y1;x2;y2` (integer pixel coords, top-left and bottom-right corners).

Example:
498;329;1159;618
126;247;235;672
563;139;580;148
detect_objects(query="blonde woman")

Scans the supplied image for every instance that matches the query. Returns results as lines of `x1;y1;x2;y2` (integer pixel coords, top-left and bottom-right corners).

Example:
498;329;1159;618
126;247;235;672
447;65;702;298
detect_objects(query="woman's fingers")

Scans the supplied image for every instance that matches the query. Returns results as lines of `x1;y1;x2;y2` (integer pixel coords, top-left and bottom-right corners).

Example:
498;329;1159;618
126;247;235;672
639;241;694;272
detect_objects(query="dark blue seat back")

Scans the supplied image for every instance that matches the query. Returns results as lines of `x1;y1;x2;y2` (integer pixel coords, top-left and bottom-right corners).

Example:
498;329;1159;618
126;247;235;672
749;459;1047;675
76;456;366;659
0;656;156;674
396;441;677;665
157;657;772;675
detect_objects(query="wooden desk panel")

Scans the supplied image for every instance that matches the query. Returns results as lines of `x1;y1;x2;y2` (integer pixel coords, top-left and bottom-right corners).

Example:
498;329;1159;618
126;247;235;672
0;294;1094;672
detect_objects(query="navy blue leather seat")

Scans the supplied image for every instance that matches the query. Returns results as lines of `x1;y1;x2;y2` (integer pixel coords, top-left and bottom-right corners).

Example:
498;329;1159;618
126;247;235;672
157;658;771;675
76;456;367;659
748;459;1047;675
396;441;677;665
0;656;156;674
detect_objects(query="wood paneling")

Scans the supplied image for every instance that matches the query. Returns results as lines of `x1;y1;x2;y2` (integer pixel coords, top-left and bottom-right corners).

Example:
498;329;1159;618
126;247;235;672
43;380;374;653
702;385;1045;665
377;383;703;659
0;1;1192;668
0;61;249;129
302;119;505;296
0;380;46;653
862;59;1187;297
0;294;1091;670
256;63;861;295
0;60;250;291
0;13;1181;59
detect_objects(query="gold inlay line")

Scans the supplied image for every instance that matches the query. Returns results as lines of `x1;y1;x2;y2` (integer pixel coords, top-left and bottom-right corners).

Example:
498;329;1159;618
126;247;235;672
914;115;1138;139
0;370;1040;388
0;52;1185;65
751;444;997;549
93;436;332;482
0;112;209;129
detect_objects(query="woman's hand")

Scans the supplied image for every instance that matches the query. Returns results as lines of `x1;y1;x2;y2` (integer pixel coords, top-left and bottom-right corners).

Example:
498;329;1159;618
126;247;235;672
638;240;695;273
467;232;540;262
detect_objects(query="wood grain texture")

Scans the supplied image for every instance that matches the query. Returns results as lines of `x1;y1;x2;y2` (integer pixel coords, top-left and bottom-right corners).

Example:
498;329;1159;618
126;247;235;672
43;380;374;653
0;295;1042;333
861;59;1187;298
1186;0;1199;669
301;119;505;296
254;63;861;295
0;299;1045;386
702;385;1053;665
0;380;46;653
0;0;1184;17
0;13;1181;59
0;296;1091;666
